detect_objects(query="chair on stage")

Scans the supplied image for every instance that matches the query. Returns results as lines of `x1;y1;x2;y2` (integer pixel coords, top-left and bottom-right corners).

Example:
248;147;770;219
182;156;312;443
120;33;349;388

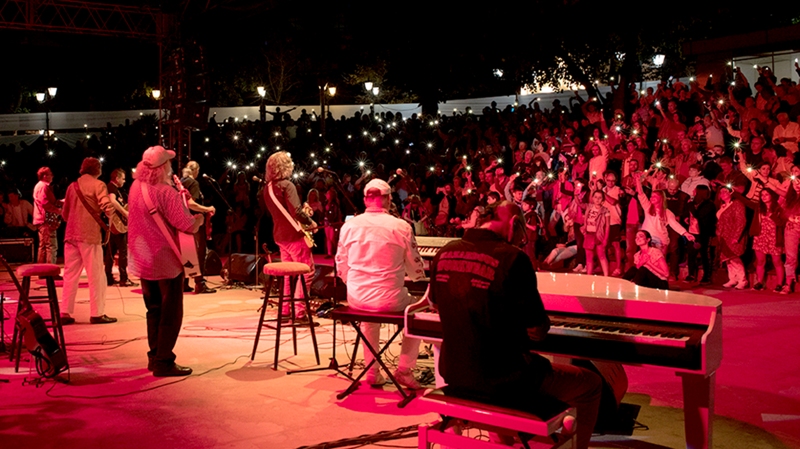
330;305;416;408
10;263;68;374
251;262;320;370
417;389;577;448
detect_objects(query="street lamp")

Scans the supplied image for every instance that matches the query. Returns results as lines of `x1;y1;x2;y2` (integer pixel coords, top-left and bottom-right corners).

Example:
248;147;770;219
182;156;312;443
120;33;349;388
364;82;379;115
653;54;665;67
36;87;57;146
257;86;266;121
152;89;162;145
320;83;336;138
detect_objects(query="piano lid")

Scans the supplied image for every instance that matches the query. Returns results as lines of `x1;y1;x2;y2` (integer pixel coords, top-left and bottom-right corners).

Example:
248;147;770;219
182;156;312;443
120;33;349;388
535;272;721;326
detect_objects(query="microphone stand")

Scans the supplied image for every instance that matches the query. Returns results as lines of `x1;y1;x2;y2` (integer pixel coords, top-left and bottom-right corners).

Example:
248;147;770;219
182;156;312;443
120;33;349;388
287;169;354;378
318;170;358;216
203;176;238;285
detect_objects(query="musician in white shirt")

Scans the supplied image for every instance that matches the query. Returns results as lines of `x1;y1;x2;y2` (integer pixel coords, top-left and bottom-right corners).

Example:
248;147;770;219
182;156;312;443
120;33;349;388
336;178;425;389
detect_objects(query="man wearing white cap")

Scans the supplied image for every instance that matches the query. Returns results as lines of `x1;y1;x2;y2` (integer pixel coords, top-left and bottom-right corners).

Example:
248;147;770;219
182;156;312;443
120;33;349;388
336;178;426;389
128;146;203;376
60;157;117;325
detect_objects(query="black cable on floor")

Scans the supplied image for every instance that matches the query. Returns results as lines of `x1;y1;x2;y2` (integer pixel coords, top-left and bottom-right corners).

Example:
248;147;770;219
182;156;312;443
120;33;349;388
295;424;419;449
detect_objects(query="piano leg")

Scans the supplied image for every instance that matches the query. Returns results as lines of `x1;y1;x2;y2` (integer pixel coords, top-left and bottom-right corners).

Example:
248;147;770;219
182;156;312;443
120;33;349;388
679;372;714;449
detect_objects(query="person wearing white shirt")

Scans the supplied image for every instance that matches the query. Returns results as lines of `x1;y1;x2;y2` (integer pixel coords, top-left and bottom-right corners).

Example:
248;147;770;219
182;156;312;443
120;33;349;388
4;190;34;237
336;178;425;389
772;112;800;154
680;165;711;198
588;141;608;183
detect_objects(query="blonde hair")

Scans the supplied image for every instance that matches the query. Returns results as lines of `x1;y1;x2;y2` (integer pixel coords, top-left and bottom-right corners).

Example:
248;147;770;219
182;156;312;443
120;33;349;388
186;160;199;176
266;151;294;182
134;160;173;185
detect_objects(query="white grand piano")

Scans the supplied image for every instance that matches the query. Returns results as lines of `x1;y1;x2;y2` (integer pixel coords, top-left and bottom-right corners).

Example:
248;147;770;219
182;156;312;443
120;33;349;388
405;268;722;449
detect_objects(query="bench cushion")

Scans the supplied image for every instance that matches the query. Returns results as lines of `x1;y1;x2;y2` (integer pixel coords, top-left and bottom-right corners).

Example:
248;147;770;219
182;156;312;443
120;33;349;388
331;305;405;326
262;262;313;276
420;389;574;435
16;264;61;278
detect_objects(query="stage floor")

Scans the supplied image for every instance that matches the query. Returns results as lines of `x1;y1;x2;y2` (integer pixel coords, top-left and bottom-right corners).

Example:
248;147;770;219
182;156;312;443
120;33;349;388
1;262;799;449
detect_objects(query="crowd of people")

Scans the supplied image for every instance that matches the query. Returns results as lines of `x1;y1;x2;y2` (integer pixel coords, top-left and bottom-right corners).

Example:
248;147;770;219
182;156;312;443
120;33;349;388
2;64;800;295
242;65;800;294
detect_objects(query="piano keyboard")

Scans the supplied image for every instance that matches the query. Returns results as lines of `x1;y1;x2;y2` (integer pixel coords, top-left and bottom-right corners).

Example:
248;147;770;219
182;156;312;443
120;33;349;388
548;314;691;348
415;237;459;259
409;311;700;350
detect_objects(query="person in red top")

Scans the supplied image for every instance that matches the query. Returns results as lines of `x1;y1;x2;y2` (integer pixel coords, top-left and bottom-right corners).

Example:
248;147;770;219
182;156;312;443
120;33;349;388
263;151;315;321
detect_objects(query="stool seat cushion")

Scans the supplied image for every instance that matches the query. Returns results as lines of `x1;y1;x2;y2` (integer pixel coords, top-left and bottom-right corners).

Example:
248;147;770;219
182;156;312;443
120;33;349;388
263;262;313;276
332;305;405;325
17;264;61;278
423;389;571;422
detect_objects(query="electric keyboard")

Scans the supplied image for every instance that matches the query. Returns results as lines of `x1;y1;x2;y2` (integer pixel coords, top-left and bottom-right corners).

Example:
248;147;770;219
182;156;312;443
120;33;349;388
404;272;722;449
415;236;459;259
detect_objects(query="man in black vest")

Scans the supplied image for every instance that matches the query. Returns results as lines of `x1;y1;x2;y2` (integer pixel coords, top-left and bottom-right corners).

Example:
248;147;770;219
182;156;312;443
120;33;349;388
429;201;601;449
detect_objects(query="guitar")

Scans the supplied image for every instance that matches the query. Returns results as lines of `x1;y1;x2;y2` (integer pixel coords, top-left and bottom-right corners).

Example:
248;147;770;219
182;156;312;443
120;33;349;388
15;298;68;378
301;202;318;248
109;206;128;234
44;211;62;229
173;175;202;278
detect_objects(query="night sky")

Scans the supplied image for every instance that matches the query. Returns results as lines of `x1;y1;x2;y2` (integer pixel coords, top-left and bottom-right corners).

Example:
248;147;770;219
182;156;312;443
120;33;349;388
1;0;797;114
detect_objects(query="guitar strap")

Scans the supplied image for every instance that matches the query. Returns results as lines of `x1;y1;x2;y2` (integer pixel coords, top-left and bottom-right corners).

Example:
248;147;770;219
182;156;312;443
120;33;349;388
140;183;184;265
267;181;305;234
71;182;110;245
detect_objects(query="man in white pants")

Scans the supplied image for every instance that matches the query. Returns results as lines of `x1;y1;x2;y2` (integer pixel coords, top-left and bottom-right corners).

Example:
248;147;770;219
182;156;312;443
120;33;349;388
60;157;117;325
336;178;425;388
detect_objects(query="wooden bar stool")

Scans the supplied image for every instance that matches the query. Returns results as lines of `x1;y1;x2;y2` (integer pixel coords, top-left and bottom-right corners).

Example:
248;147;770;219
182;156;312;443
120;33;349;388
11;263;68;373
252;262;320;370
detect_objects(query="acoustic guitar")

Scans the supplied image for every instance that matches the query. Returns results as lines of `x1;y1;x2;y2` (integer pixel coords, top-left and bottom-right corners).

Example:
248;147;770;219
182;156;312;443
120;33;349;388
15;298;68;378
173;175;202;278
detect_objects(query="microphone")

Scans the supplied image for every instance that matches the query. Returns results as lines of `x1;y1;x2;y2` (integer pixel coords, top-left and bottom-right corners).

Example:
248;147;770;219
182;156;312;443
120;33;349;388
252;176;265;184
202;173;216;182
316;167;335;174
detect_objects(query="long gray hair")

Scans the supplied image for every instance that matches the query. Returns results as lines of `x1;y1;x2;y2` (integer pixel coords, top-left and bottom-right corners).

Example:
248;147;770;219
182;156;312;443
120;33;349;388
134;160;173;185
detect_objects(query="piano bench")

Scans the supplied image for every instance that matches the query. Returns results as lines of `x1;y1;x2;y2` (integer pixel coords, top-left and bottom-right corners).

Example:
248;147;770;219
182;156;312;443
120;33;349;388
331;306;405;326
418;389;577;449
330;306;414;407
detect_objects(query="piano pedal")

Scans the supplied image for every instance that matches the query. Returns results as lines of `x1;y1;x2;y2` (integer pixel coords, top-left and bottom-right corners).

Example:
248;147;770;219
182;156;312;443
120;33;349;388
417;367;435;385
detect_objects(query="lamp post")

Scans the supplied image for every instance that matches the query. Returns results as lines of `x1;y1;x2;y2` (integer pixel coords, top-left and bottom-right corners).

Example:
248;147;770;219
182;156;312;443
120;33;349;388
320;83;336;139
36;87;57;145
257;86;266;122
152;89;162;145
364;82;379;116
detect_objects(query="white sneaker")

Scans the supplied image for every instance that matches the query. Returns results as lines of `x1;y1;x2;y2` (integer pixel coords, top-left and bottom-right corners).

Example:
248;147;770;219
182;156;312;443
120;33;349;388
722;279;737;288
734;280;748;290
393;368;422;390
572;264;585;273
